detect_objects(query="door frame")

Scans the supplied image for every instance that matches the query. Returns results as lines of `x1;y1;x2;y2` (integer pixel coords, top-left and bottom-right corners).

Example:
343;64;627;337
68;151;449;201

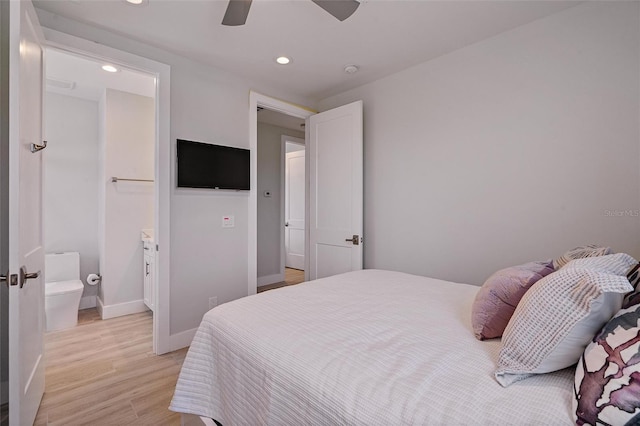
42;29;172;354
248;92;314;295
281;136;305;273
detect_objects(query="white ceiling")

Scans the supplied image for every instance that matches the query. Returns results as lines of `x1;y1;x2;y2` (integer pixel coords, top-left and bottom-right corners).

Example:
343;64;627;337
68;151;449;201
34;0;580;102
46;48;156;101
46;46;302;130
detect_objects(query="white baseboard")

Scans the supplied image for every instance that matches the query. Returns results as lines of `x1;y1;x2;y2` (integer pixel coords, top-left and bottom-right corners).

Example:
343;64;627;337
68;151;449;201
257;272;284;287
168;327;198;352
96;296;104;318
99;298;149;320
79;295;97;310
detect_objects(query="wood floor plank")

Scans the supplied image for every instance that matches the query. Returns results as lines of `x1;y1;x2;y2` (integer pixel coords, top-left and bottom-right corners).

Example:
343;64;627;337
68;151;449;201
44;359;115;393
258;267;305;293
36;310;184;426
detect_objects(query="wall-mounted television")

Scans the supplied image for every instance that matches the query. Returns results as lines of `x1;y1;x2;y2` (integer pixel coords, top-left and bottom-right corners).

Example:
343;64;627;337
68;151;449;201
177;139;250;190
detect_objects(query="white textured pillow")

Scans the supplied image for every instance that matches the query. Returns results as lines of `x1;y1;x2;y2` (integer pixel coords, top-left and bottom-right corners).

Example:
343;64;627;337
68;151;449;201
495;269;632;387
561;253;637;275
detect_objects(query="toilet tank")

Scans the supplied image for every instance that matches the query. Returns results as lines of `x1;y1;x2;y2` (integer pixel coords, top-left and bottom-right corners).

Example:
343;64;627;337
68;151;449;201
45;252;80;282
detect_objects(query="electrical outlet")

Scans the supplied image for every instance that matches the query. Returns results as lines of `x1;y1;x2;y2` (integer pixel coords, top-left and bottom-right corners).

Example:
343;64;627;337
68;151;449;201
209;296;218;310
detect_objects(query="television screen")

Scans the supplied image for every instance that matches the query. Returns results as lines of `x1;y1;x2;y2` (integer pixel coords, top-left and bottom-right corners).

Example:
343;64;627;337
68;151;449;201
177;139;250;190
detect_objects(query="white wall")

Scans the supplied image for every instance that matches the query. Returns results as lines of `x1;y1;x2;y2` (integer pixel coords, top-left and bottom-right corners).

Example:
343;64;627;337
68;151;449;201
257;122;304;283
101;89;154;312
319;2;640;285
35;9;316;336
44;92;100;307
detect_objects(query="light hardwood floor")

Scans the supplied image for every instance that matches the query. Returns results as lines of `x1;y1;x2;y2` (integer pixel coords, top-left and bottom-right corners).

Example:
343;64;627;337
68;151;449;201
35;310;187;426
257;267;305;293
32;270;304;425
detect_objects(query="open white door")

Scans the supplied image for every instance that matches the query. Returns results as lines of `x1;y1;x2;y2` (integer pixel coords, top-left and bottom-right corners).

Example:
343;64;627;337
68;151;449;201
308;100;363;280
7;1;46;424
285;149;305;270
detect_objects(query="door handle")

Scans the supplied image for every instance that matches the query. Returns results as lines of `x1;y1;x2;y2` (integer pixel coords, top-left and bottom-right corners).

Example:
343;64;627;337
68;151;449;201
285;222;289;227
345;235;360;245
19;266;40;288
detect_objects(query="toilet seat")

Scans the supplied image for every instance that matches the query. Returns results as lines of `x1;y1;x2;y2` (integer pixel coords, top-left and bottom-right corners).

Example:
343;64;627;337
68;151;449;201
45;280;84;296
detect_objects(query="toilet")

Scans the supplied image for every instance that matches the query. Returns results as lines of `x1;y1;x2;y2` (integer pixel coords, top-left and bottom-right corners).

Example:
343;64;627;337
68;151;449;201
45;252;85;332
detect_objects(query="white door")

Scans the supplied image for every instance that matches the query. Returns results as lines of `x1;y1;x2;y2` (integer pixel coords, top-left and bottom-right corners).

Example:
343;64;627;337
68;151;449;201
285;150;305;270
308;100;363;280
7;1;46;425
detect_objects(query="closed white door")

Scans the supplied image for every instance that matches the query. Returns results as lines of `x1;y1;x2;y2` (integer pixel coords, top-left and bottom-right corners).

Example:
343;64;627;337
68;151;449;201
308;101;363;280
7;1;46;425
285;150;305;270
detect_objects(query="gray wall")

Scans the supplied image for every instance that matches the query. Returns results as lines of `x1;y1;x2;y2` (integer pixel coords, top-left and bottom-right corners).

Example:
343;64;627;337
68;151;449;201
34;8;315;335
257;122;304;282
319;2;640;285
36;1;640;336
44;93;100;305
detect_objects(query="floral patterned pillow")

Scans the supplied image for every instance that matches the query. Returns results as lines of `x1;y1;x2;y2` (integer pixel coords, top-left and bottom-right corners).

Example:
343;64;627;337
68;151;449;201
573;303;640;425
623;262;640;309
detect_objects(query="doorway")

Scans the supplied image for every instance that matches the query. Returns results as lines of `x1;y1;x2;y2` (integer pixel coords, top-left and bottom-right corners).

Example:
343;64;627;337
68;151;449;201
44;47;156;321
39;33;172;353
249;93;315;295
250;94;364;295
283;136;305;272
256;108;305;290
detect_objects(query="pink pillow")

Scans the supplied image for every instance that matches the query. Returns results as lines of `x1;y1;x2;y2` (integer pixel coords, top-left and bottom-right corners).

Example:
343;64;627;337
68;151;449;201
472;260;554;340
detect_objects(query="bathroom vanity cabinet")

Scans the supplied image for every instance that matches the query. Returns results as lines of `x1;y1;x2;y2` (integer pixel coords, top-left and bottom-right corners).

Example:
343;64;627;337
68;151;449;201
142;235;155;313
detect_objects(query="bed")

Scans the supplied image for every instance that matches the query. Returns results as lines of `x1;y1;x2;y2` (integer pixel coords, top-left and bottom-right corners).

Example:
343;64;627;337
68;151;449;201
170;269;575;424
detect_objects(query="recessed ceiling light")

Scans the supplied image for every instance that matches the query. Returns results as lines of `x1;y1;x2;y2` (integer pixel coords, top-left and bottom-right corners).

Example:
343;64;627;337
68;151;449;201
276;56;291;65
125;0;145;4
101;64;119;73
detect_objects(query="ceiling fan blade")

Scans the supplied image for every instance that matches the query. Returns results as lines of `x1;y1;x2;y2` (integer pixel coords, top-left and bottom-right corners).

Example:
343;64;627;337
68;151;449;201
222;0;253;26
311;0;359;22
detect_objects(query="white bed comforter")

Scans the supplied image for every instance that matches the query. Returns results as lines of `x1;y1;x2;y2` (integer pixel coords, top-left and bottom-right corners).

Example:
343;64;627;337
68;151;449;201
170;269;573;425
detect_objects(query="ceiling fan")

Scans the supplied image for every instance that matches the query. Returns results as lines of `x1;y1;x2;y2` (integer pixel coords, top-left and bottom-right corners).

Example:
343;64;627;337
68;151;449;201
222;0;360;26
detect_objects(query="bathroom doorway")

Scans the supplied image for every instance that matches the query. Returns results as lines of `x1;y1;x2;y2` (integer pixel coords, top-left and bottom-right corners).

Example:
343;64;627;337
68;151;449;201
43;47;159;343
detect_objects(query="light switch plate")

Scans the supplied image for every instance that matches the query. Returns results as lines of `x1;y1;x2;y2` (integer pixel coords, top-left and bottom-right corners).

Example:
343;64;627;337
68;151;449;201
222;215;235;228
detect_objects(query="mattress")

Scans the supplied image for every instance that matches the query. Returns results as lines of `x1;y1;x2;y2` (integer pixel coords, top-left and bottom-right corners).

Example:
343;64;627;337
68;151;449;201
170;269;574;425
